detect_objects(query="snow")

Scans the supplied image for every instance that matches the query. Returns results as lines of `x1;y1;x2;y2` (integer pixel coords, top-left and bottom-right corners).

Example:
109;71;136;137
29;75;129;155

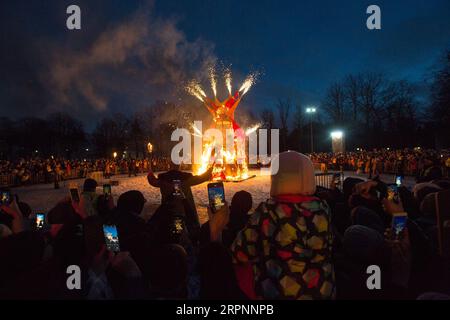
13;170;270;224
13;169;415;225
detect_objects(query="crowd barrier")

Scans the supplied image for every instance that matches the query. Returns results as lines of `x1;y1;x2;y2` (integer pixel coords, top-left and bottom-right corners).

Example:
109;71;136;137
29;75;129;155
312;162;430;177
0;169;91;188
315;172;344;190
0;166;155;188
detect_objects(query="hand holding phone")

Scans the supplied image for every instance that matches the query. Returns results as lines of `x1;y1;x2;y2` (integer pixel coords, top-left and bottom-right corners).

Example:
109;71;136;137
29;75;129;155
207;182;225;213
391;212;407;240
387;184;400;204
208;202;230;242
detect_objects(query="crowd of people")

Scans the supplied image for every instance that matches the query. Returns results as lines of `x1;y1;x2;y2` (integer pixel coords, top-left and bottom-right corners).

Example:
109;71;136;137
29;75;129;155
310;148;450;179
0;150;449;300
0;156;172;187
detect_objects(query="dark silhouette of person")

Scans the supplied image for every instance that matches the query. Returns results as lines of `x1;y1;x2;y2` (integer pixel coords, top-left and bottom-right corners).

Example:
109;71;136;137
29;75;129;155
147;162;213;245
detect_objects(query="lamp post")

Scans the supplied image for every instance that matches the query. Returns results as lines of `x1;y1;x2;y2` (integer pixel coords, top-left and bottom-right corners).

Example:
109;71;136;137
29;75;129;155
306;107;317;153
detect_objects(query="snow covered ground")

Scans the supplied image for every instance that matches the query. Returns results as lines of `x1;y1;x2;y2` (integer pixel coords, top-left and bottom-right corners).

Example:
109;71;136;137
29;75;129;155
13;170;270;224
13;169;415;224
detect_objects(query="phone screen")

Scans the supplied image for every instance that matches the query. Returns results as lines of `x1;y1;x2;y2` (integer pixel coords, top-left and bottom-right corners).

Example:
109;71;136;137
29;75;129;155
172;217;184;236
392;214;407;240
103;224;120;252
173;180;182;196
70;188;80;202
387;185;400;204
103;184;112;196
36;213;45;230
395;176;402;186
208;183;225;213
1;191;11;205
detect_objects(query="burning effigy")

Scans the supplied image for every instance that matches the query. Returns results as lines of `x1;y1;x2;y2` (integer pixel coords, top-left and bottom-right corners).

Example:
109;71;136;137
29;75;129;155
186;67;259;181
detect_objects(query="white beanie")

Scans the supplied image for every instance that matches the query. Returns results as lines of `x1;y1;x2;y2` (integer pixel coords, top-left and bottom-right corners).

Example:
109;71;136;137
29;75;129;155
270;151;316;197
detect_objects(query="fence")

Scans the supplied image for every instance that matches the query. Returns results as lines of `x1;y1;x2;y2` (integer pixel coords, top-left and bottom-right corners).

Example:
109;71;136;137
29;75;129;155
0;169;89;188
3;170;345;190
0;166;152;188
315;172;344;190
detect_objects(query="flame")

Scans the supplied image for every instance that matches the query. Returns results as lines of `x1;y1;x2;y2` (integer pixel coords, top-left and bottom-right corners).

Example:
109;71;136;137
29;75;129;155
194;134;249;181
209;66;217;97
186;80;207;101
245;123;261;136
224;68;232;96
196;140;215;176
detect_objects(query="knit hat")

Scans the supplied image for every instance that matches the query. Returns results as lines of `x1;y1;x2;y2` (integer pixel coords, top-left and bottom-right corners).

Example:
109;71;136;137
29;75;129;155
117;190;146;215
270;151;316;197
352;206;385;235
344;225;384;261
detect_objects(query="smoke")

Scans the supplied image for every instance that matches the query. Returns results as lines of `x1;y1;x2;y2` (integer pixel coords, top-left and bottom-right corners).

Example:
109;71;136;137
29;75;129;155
44;6;216;118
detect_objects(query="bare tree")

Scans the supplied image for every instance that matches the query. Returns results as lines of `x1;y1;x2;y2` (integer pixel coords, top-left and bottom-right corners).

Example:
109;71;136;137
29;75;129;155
359;72;387;127
292;103;304;131
261;108;275;130
322;82;346;124
276;99;291;150
322;71;423;148
260;108;275;154
429;50;450;146
92;113;130;157
289;103;305;152
47;112;85;157
344;74;362;121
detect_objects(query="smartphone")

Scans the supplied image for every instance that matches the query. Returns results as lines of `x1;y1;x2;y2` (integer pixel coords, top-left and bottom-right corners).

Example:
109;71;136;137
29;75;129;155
171;216;184;236
207;182;225;213
102;224;120;252
172;180;182;196
36;213;45;230
395;175;403;187
387;184;400;204
391;212;407;240
103;184;112;197
0;191;11;205
69;187;80;202
74;224;84;237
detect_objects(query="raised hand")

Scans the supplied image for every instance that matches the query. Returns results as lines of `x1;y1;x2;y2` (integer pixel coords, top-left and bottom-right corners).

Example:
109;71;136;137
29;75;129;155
208;202;230;242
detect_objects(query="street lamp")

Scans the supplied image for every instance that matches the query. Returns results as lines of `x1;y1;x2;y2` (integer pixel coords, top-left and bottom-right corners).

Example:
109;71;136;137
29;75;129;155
330;131;343;139
113;152;117;159
306;107;317;153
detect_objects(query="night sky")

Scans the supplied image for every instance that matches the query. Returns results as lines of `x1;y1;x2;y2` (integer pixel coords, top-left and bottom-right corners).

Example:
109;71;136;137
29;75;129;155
1;0;449;129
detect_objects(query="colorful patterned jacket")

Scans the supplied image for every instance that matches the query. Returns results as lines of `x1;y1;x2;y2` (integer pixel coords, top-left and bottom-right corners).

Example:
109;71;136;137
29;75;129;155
231;195;335;300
